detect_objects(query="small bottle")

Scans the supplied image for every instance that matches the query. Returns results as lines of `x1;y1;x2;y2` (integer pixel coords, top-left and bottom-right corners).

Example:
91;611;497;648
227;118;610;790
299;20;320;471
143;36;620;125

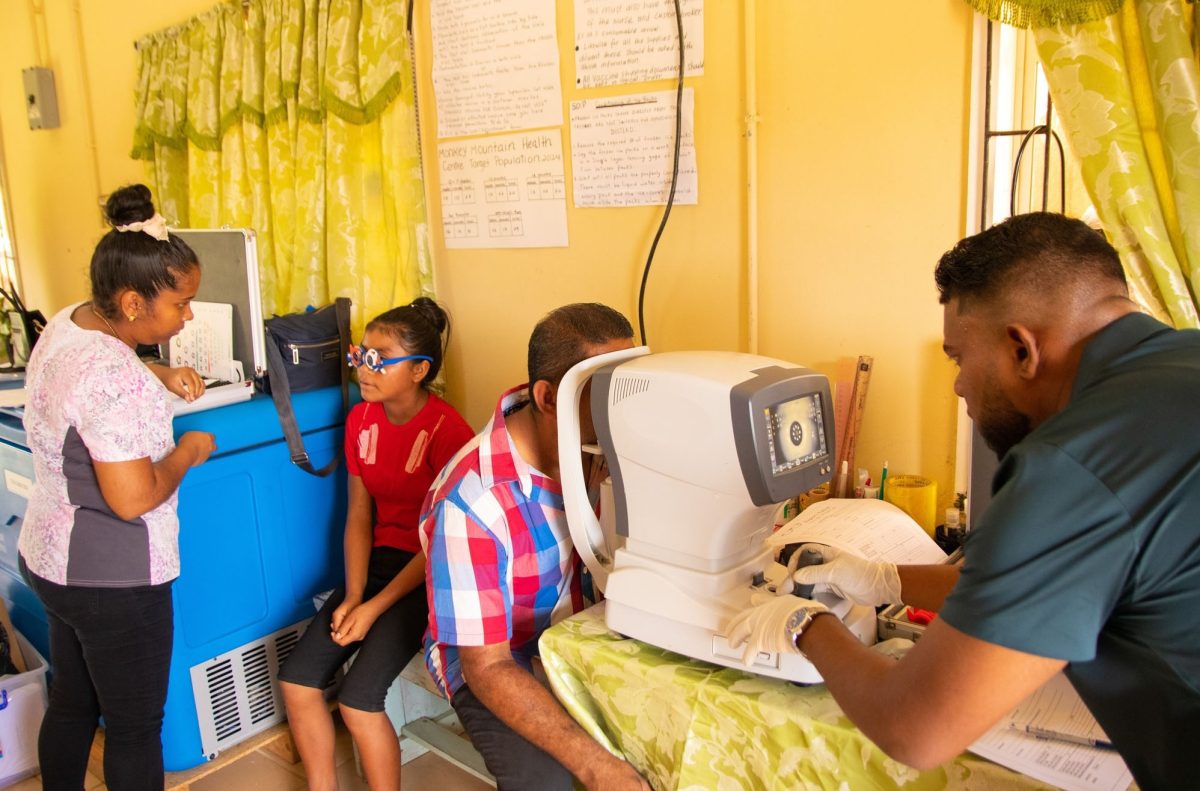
953;492;968;532
935;507;963;553
853;468;868;498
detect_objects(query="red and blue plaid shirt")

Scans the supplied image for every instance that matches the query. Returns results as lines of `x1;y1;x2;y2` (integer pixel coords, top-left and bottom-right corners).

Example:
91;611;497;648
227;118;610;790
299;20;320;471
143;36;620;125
420;385;585;698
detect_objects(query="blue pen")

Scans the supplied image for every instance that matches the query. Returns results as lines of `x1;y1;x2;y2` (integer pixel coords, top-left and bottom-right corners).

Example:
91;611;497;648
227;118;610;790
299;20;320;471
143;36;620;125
879;461;889;500
1024;725;1114;751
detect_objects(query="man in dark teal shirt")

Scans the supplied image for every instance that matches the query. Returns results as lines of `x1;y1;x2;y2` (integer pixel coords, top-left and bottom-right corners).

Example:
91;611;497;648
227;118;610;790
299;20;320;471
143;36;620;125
728;213;1200;790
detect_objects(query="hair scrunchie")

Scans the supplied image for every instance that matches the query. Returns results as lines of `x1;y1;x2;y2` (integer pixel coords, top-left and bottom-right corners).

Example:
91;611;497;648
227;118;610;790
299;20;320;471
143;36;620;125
115;213;169;241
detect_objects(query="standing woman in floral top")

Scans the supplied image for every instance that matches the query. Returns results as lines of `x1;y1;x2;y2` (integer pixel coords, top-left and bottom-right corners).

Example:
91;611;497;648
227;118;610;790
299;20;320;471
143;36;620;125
18;184;216;791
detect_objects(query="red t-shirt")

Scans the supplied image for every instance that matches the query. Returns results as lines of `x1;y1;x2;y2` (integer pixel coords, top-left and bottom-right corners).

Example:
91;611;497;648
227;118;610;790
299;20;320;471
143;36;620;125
344;394;475;553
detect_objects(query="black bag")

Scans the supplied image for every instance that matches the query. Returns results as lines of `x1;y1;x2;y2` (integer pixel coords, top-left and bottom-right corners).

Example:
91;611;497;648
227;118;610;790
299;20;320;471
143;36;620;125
264;298;351;477
265;301;348;392
0;286;46;369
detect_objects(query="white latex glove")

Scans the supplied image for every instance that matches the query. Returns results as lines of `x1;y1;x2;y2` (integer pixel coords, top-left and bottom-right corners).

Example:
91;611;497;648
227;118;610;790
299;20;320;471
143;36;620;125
791;544;901;606
724;595;828;667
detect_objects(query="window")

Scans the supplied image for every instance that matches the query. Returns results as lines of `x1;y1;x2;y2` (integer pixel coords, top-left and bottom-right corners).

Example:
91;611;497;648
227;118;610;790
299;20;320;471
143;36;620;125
979;20;1094;230
962;17;1098;525
0;131;24;368
0;151;17;296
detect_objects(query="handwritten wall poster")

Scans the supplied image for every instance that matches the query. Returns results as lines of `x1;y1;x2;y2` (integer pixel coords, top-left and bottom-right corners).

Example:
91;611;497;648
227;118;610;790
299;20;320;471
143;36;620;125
439;130;569;249
431;0;563;139
570;89;698;208
574;0;704;89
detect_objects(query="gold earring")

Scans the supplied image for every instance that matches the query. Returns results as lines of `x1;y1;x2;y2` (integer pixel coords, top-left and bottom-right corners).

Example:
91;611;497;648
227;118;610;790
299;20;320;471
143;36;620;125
128;315;136;322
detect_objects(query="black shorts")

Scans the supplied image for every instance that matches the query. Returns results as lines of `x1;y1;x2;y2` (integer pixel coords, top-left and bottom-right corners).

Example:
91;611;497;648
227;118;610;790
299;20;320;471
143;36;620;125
277;546;427;712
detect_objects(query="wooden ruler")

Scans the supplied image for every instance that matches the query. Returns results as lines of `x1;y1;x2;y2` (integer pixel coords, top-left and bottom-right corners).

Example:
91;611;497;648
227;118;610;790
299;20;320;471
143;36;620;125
832;357;857;473
835;355;873;495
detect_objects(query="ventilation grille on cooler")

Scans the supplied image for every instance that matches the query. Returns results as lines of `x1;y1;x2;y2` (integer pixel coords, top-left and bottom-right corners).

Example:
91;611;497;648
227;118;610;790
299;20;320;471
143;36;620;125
190;619;310;761
610;376;650;405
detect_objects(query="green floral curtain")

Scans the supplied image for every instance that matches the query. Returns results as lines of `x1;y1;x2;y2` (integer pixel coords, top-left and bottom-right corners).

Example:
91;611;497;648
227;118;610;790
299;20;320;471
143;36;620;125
968;0;1200;328
132;0;431;332
965;0;1123;28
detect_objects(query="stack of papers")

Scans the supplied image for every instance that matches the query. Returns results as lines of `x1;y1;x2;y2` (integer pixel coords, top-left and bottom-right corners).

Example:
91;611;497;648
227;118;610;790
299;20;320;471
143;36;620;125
767;498;947;565
971;674;1132;791
171;379;253;416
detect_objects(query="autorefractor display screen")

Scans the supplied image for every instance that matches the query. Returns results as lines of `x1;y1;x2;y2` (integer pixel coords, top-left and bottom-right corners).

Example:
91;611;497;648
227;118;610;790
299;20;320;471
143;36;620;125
764;393;827;476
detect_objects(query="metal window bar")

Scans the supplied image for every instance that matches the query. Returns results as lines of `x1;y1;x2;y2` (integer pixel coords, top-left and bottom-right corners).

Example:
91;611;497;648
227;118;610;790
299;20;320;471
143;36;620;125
980;20;1066;231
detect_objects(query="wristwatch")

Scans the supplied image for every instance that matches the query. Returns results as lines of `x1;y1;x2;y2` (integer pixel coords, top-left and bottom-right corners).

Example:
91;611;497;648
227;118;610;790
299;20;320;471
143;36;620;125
785;606;825;653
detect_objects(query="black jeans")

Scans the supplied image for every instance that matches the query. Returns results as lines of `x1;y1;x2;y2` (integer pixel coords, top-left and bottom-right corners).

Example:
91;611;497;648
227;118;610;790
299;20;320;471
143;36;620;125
21;556;173;791
451;683;572;790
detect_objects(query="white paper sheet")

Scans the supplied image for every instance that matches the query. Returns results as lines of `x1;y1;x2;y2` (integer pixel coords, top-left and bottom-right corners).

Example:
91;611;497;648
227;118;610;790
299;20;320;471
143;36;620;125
1005;672;1113;744
171;379;253;416
439;130;568;249
767;499;947;565
570;89;698;207
431;0;562;139
970;675;1133;791
574;0;704;88
168;301;235;382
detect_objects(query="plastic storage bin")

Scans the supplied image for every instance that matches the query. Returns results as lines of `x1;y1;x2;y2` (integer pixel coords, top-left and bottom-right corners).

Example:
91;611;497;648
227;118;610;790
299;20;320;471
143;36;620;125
0;631;49;787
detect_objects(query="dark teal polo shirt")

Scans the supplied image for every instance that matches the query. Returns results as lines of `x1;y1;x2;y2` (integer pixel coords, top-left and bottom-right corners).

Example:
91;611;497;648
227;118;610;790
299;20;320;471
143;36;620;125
940;313;1200;790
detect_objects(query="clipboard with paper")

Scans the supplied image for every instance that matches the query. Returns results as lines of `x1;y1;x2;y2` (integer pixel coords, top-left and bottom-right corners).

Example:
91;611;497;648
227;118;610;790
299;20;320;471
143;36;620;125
160;229;266;415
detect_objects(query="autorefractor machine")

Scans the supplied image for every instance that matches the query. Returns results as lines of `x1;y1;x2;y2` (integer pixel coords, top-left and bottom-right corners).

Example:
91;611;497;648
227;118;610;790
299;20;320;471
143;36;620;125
557;347;876;683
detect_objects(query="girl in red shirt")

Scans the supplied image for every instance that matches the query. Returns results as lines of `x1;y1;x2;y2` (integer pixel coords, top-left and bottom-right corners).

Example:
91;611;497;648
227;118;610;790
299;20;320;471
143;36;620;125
279;298;474;791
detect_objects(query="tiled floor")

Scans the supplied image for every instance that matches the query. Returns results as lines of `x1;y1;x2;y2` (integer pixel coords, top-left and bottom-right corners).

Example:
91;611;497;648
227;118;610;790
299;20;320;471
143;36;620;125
7;714;493;791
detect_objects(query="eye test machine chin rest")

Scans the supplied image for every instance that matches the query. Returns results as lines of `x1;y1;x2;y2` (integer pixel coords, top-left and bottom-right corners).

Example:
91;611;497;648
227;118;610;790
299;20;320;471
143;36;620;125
557;348;876;684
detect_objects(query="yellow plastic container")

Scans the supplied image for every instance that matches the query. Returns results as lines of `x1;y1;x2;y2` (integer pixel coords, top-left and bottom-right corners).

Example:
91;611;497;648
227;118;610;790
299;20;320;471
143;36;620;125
884;474;937;536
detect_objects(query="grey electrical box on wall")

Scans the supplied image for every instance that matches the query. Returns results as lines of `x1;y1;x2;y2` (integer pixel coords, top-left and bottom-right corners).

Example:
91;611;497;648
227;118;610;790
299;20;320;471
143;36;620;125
22;67;60;129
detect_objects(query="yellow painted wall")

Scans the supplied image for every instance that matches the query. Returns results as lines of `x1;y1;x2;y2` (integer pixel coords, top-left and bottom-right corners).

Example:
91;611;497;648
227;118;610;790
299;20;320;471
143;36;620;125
0;0;216;312
416;2;972;507
755;4;971;506
0;0;971;508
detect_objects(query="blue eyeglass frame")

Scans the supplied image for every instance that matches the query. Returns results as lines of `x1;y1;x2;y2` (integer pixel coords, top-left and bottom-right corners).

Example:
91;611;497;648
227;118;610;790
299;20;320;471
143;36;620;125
346;344;433;373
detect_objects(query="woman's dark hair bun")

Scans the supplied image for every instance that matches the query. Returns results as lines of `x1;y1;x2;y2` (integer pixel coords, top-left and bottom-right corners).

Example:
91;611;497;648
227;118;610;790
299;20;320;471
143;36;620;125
90;183;198;319
410;296;448;333
105;184;156;228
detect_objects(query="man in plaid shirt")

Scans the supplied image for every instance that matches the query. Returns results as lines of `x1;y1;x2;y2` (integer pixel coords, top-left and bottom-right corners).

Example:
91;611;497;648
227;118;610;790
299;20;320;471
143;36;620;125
420;304;648;791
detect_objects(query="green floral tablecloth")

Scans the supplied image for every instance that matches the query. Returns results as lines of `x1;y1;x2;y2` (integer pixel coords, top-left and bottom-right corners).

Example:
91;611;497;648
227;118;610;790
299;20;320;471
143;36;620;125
540;604;1055;790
